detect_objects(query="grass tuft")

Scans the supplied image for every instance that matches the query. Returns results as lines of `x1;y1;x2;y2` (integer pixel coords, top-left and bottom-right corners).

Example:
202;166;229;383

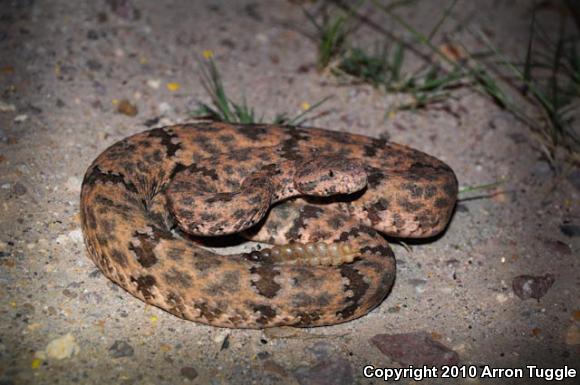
194;56;330;125
303;2;365;70
315;0;466;113
363;0;580;165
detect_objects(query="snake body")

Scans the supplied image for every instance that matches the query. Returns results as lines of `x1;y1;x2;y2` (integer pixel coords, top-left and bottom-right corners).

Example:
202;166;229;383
80;122;457;328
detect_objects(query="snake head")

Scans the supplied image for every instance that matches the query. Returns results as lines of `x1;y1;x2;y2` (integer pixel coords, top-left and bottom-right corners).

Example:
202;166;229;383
294;157;367;197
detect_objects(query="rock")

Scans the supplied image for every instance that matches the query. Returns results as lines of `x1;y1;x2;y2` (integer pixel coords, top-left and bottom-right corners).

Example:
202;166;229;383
117;99;138;117
55;229;83;245
109;340;134;358
180;366;198;380
0;101;16;112
11;182;27;196
14;114;28;123
542;239;571;255
294;358;353;385
45;333;80;360
408;278;427;294
144;117;160;127
512;274;555;300
62;289;77;299
446;258;460;268
370;332;459;366
560;224;580;237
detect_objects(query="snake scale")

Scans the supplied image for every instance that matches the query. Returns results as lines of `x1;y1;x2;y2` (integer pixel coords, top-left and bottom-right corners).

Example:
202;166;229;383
80;122;458;328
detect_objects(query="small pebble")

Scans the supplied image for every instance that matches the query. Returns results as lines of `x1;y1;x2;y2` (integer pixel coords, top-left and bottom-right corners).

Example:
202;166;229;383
542;239;571;255
14;114;28;123
62;289;77;299
180;366;198;380
55;229;83;245
370;332;459;366
408;278;427;294
0;101;16;112
147;79;161;89
495;293;509;303
560;224;580;237
45;333;80;360
144;117;160;127
117;99;138;116
109;340;134;358
512;274;555;300
11;182;27;196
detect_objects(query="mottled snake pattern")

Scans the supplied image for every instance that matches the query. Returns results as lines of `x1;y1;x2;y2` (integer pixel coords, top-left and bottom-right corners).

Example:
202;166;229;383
80;122;458;328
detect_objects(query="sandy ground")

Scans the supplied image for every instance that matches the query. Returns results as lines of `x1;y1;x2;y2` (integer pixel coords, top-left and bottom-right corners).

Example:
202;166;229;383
1;0;579;384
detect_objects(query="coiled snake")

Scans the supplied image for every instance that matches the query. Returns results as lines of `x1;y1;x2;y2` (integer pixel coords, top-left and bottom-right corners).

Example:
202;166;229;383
80;122;457;328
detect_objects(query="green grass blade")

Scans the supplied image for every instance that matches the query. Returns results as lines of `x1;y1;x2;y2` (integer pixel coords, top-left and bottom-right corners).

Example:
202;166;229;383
427;0;458;41
285;96;333;126
474;29;555;116
522;7;536;95
391;42;404;81
458;180;505;195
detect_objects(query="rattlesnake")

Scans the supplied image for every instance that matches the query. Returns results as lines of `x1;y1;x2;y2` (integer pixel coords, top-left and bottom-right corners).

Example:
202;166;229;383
80;122;457;328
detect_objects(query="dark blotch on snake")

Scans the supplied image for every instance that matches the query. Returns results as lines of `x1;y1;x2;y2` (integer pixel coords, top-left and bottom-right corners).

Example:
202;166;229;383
250;264;281;299
336;264;369;319
131;275;157;299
